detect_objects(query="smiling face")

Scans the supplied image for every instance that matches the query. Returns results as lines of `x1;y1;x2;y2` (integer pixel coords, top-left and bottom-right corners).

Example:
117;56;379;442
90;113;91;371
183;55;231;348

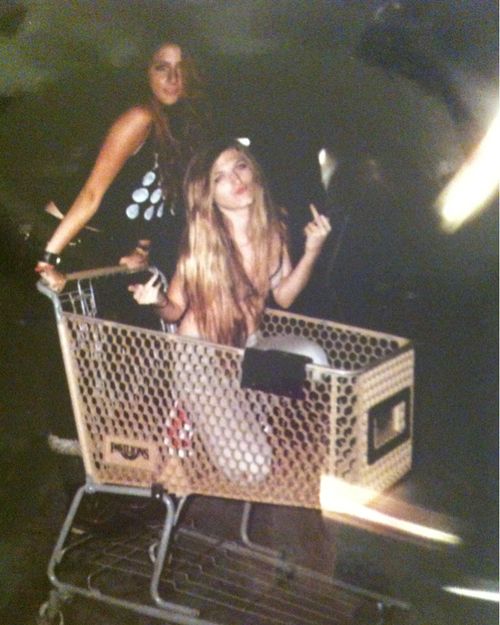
211;148;257;213
148;43;185;105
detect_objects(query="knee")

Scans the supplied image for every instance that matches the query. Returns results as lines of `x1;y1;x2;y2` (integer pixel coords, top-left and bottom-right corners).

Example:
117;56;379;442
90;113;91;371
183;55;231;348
253;335;329;366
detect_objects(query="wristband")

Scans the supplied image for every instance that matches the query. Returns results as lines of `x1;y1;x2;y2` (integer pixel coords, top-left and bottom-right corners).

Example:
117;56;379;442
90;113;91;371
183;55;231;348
39;250;61;266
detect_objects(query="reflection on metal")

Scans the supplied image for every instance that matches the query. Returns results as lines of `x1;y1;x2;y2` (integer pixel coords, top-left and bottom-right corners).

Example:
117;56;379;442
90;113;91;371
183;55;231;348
320;475;461;546
437;112;499;232
443;586;500;603
236;137;251;146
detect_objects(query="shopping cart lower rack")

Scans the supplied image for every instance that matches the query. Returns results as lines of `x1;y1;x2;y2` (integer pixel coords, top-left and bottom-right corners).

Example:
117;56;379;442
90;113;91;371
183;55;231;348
37;266;415;624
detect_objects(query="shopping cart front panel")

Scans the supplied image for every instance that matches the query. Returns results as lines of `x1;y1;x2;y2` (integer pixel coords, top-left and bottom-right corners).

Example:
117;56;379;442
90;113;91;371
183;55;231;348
53;275;413;507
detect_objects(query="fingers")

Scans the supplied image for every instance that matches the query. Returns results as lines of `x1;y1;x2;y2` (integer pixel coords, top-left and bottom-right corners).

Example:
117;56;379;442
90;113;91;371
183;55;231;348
128;273;164;306
308;203;331;231
304;205;332;256
305;215;331;236
129;275;155;292
309;203;320;221
147;273;159;288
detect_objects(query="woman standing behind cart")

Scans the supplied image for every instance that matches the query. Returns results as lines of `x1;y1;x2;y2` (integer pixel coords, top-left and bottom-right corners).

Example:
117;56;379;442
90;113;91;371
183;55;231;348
35;41;211;291
130;138;331;350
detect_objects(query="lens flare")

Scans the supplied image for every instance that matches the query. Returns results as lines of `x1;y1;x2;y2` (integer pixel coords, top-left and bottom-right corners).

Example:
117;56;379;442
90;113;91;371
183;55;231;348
443;586;500;602
320;475;461;545
437;112;499;232
317;147;337;190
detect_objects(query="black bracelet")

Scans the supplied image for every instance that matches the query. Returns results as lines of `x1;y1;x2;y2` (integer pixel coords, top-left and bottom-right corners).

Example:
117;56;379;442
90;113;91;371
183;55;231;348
40;250;61;266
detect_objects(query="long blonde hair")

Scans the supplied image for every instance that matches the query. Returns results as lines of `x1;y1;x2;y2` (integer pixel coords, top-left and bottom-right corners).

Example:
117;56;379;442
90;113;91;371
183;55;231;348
179;140;287;347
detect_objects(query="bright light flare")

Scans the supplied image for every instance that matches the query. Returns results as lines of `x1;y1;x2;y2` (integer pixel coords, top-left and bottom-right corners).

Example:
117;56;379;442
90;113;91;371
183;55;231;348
236;137;251;147
443;586;500;603
437;112;499;232
317;147;337;190
320;475;461;545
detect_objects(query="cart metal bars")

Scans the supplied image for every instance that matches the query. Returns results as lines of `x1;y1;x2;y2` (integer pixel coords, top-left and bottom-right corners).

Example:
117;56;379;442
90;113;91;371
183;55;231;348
37;266;415;624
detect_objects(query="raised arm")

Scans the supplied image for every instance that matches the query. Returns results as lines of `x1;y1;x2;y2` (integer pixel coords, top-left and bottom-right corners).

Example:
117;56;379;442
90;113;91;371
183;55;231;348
272;204;331;309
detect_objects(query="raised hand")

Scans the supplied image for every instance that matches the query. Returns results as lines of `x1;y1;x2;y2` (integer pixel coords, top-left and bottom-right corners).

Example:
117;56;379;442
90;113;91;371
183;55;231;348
304;203;331;256
119;241;150;269
128;272;164;306
119;249;149;269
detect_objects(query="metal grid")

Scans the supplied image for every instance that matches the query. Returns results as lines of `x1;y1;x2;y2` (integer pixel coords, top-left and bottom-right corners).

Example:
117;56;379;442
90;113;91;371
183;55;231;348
57;304;413;507
38;268;415;624
55;518;390;625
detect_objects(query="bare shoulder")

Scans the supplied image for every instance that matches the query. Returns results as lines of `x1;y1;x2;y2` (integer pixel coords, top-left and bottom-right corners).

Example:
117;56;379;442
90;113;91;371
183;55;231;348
113;105;153;131
102;106;153;152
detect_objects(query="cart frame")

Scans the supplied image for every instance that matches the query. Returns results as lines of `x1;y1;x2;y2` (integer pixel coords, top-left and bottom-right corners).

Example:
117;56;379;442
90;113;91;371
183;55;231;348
37;266;414;624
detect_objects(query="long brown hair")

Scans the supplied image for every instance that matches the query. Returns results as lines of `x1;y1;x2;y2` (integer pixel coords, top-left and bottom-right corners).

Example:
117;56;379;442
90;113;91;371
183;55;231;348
178;139;287;347
146;42;212;208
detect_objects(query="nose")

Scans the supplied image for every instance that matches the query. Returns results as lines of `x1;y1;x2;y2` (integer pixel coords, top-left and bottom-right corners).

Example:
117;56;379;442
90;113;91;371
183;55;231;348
231;170;243;185
166;67;180;84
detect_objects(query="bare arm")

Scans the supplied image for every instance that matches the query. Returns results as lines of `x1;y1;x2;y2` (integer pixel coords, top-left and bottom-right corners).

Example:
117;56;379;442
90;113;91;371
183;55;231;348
43;106;153;256
272;204;331;309
128;270;187;323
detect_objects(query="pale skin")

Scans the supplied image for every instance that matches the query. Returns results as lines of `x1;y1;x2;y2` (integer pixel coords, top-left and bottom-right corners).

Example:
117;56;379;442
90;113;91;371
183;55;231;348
36;44;185;292
129;148;331;339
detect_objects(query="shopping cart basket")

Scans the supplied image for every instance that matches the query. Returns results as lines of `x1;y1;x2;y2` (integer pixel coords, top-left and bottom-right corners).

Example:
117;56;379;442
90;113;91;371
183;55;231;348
36;266;414;624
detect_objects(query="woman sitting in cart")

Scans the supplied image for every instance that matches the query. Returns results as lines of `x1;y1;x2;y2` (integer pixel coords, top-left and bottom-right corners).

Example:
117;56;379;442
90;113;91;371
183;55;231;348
129;138;331;356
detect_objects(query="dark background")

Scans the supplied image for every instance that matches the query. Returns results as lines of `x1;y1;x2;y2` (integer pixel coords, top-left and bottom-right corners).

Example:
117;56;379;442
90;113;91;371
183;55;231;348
0;1;498;624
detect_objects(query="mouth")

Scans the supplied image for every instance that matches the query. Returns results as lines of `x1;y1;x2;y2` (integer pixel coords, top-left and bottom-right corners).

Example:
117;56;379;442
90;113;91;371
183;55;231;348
161;84;183;98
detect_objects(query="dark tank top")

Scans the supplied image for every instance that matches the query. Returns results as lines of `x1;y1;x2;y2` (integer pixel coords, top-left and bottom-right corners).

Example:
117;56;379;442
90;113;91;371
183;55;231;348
89;129;185;277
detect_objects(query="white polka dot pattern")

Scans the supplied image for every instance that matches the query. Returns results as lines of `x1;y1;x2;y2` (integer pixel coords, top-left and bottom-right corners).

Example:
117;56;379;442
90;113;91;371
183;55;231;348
125;156;168;221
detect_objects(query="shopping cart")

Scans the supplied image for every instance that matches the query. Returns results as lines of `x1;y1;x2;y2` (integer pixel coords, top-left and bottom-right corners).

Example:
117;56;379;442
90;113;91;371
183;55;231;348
37;266;414;624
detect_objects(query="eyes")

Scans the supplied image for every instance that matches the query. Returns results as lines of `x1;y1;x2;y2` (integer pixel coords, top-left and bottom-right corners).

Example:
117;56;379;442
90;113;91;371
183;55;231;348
213;160;250;184
235;161;249;172
151;62;183;80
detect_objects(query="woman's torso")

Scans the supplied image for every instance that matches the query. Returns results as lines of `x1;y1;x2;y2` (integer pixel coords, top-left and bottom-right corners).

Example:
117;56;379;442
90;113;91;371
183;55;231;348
91;125;183;267
177;234;286;344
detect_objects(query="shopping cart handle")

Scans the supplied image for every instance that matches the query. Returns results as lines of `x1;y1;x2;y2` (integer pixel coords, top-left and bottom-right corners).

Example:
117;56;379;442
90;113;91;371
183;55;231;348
36;265;152;295
64;265;141;282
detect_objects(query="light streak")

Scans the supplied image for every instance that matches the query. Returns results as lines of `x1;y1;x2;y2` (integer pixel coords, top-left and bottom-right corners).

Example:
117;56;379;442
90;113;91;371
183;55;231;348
317;147;337;190
437;112;499;232
236;137;251;147
320;475;461;545
443;586;500;603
